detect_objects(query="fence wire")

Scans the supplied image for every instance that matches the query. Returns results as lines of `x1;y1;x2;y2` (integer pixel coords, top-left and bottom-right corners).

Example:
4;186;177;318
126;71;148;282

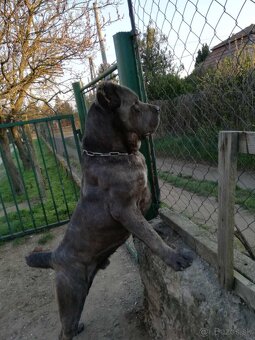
132;0;255;258
82;63;119;105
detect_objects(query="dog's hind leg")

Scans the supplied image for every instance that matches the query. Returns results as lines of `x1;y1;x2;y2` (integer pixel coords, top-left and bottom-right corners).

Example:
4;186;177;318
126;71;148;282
56;268;89;340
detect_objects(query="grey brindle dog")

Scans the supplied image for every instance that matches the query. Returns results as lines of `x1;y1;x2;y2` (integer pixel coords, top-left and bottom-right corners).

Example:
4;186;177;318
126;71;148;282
26;82;193;340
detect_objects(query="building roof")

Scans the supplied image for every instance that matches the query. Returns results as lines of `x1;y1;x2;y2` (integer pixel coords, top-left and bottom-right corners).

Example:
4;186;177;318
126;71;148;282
212;24;255;51
201;24;255;69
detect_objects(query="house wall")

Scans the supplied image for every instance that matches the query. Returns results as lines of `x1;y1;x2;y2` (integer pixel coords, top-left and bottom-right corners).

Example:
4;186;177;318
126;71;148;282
202;34;255;69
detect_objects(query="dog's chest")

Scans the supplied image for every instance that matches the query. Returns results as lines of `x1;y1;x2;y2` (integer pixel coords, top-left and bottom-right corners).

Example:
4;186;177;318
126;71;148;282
136;169;147;189
130;156;149;199
84;153;149;197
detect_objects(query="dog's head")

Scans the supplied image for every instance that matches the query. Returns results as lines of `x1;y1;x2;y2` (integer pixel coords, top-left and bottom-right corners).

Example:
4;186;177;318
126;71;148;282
96;82;160;139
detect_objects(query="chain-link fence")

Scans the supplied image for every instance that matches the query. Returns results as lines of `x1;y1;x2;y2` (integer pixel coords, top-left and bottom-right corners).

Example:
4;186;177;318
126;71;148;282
132;0;255;258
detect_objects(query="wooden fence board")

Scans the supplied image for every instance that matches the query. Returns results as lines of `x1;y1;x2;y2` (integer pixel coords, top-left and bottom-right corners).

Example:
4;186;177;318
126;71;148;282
218;131;238;289
238;132;255;155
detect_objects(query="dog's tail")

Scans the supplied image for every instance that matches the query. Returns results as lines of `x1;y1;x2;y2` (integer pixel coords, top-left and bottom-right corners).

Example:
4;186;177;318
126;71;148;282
26;251;53;269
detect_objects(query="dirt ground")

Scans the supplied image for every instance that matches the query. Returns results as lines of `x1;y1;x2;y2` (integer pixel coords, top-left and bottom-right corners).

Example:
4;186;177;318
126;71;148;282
0;225;150;340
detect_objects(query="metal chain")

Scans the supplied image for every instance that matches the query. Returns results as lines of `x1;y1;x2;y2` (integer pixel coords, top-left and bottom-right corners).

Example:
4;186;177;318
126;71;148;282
83;149;129;157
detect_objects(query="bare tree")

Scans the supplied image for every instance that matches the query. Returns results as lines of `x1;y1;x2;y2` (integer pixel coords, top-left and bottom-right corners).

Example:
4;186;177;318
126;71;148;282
0;0;119;192
0;0;119;111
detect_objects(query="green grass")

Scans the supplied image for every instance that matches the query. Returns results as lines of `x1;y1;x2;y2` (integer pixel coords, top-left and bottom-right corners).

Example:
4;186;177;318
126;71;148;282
154;133;218;164
38;232;54;245
0;139;79;238
159;170;255;213
154;133;255;169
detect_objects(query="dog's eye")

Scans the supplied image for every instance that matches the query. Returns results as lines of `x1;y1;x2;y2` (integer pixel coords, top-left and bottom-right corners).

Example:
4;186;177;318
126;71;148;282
133;101;140;112
133;105;140;113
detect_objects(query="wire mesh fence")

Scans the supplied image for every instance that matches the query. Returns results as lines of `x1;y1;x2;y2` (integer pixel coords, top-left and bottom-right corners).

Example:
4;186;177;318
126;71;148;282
132;0;255;258
82;62;119;105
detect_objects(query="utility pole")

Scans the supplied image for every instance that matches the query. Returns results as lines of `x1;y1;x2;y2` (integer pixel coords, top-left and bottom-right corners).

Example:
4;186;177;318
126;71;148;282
93;1;108;67
88;56;96;95
88;57;96;80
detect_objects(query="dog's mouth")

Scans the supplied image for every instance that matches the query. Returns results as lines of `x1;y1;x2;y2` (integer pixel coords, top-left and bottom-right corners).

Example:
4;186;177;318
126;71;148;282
143;128;157;137
144;117;160;137
132;130;153;139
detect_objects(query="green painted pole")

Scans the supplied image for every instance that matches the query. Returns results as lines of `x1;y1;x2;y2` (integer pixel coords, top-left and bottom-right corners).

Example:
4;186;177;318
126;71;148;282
72;81;87;135
113;31;160;219
113;32;141;95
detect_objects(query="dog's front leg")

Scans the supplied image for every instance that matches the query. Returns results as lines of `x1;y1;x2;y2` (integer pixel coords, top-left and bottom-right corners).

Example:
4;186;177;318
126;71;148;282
110;204;192;271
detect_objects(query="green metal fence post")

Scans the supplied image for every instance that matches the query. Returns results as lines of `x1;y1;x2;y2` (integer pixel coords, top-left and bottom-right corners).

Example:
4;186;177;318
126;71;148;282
113;31;160;219
72;81;87;136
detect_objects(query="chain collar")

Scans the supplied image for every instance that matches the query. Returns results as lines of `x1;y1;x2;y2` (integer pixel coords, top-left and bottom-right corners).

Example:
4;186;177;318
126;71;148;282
83;149;129;157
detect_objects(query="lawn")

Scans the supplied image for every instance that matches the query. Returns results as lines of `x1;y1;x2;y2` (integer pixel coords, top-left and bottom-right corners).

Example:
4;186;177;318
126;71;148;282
154;133;218;164
158;170;255;213
0;139;80;239
154;133;255;170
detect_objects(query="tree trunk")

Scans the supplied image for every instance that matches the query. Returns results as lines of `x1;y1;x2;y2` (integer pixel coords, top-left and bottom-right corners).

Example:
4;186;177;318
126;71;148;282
11;126;32;170
0;129;24;195
24;125;46;197
10;125;46;197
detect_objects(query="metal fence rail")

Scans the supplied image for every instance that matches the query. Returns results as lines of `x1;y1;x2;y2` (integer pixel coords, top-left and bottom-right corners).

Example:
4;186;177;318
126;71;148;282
132;0;255;259
0;115;81;241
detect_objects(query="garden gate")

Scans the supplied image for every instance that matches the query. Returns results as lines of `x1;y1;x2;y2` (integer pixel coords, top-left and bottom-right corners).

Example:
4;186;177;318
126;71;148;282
0;115;81;241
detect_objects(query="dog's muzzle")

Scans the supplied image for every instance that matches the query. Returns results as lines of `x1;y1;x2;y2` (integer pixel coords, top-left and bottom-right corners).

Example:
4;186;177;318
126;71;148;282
155;105;160;113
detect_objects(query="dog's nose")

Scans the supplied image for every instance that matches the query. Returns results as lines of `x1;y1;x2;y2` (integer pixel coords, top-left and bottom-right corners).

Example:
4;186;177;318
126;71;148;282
154;105;160;113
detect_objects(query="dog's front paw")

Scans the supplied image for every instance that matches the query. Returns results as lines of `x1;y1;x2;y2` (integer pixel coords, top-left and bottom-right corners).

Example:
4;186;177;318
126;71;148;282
75;323;85;335
166;249;193;271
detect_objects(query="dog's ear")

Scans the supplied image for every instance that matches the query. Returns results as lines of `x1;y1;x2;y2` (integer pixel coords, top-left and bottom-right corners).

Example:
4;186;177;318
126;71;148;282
96;82;121;110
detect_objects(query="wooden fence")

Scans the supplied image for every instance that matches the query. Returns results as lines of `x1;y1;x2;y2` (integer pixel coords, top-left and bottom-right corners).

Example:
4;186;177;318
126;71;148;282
218;131;255;289
160;131;255;311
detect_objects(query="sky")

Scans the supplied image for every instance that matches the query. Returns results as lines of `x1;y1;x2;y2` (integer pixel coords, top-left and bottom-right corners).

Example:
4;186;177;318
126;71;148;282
92;0;255;77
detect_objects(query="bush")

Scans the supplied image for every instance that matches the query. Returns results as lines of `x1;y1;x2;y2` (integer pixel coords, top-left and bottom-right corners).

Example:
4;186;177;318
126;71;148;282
150;47;255;169
146;73;191;100
192;47;255;131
